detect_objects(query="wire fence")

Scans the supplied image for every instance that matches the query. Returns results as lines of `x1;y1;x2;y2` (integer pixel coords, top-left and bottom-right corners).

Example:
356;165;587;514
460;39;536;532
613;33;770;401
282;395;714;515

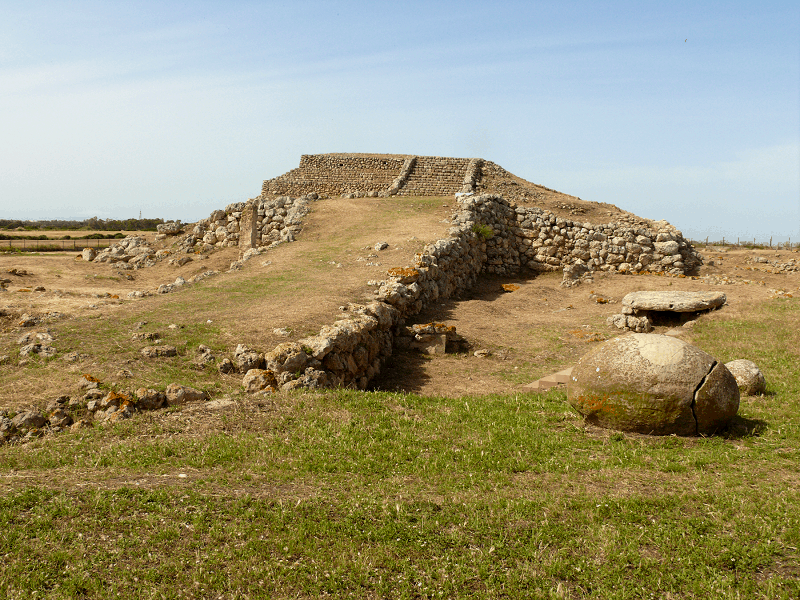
0;237;118;252
689;236;796;250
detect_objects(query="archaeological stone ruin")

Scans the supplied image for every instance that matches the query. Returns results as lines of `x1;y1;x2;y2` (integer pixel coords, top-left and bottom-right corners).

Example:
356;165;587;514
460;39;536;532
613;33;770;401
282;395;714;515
5;152;737;443
76;154;707;396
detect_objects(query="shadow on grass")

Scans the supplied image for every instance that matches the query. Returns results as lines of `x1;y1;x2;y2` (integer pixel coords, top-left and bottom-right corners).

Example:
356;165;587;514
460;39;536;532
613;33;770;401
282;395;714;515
723;414;768;439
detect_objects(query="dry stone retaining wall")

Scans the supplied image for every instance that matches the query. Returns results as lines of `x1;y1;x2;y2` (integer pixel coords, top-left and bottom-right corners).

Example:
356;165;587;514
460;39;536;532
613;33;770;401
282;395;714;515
261;154;482;199
190;195;316;253
263;155;407;198
240;193;701;394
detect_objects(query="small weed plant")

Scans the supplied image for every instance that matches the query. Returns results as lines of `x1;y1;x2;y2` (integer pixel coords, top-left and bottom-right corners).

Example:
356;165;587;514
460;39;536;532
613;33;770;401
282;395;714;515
471;223;494;240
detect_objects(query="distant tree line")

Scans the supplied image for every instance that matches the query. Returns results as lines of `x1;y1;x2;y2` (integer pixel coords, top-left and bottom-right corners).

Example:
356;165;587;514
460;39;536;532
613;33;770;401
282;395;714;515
0;217;165;231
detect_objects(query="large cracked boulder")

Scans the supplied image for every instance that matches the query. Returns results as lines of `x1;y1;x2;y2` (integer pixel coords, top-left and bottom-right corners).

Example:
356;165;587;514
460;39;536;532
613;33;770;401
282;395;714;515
567;334;739;435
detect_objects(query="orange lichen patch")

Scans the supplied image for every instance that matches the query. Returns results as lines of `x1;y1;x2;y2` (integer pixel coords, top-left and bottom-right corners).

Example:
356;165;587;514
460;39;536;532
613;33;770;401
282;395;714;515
75;255;83;261
104;390;131;404
82;374;101;383
387;267;419;278
110;294;120;299
17;289;31;293
594;297;609;304
387;267;420;283
412;322;456;334
501;283;520;292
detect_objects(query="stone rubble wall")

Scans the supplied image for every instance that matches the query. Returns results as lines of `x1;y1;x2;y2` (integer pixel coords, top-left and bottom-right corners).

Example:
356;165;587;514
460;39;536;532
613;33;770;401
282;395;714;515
190;194;317;253
239;193;701;394
451;194;703;277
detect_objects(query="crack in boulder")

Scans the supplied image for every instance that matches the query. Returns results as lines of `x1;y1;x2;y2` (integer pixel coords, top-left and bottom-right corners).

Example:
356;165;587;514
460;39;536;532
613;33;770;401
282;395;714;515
691;360;717;436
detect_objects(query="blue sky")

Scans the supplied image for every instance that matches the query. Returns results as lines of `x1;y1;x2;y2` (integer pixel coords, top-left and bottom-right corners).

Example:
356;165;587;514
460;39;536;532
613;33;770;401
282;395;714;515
1;1;798;241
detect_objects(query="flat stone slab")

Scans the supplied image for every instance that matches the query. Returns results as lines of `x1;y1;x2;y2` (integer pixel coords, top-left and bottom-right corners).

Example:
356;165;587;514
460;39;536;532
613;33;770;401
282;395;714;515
523;367;573;391
622;291;726;313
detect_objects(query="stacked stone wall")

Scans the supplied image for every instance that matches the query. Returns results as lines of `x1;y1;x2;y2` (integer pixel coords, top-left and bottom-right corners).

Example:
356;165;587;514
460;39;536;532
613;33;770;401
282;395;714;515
241;193;702;394
261;154;482;199
190;195;317;253
262;155;406;198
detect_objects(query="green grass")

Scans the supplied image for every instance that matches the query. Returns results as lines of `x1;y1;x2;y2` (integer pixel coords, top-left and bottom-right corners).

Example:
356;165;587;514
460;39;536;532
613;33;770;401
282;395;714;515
1;298;799;598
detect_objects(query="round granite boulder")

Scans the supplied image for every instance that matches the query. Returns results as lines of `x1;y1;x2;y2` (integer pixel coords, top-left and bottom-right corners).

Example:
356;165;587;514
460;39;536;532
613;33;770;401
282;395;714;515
567;334;739;435
724;359;767;396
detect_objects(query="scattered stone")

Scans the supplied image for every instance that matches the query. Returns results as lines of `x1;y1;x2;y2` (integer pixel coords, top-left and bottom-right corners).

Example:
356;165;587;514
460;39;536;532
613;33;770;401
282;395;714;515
132;332;160;341
218;358;236;374
82;248;97;261
725;359;767;396
273;328;291;337
242;369;278;393
561;262;592;288
474;349;491;358
116;369;133;378
568;334;739;436
48;409;73;429
140;345;177;358
0;355;10;365
606;313;652;333
17;331;51;345
165;384;209;405
19;343;57;358
135;388;167;410
11;410;47;431
96;391;137;422
33;286;45;292
62;351;87;363
157;221;184;235
18;313;38;327
70;419;93;431
374;241;389;251
84;389;104;400
234;344;265;372
79;374;101;390
46;395;70;412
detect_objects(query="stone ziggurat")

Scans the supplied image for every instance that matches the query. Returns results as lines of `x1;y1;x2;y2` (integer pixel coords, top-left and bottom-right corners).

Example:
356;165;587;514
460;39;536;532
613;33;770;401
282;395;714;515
87;154;707;397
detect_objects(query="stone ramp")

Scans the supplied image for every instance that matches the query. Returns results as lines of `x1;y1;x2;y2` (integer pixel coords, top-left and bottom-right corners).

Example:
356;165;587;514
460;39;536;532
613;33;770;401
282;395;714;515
396;156;470;197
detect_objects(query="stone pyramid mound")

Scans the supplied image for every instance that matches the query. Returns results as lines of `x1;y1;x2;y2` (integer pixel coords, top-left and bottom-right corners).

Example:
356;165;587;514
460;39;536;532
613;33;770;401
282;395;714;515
259;153;655;227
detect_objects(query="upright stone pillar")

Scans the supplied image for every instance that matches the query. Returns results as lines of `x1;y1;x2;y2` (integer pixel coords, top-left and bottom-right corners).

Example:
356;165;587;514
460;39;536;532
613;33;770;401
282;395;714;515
238;202;259;251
